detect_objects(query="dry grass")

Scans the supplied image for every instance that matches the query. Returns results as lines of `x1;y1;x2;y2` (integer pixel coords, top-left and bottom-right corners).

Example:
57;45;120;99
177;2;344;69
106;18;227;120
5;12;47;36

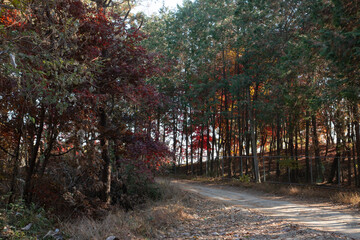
62;180;194;240
249;182;332;199
331;192;360;206
63;213;130;240
62;177;360;239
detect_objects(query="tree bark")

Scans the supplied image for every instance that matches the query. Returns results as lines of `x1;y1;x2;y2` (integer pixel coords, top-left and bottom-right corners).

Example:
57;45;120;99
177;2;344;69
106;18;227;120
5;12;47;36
305;111;310;183
24;107;45;205
347;121;352;186
199;122;204;175
206;119;211;176
288;117;295;183
172;113;178;174
190;107;194;175
353;105;360;187
276;116;281;178
211;112;216;175
247;86;260;183
100;107;111;205
9;129;22;204
312;114;323;183
352;122;358;186
185;107;189;174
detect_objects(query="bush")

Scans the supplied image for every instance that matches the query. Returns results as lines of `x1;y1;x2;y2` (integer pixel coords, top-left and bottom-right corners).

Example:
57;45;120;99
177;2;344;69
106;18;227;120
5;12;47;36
236;174;251;183
0;199;54;239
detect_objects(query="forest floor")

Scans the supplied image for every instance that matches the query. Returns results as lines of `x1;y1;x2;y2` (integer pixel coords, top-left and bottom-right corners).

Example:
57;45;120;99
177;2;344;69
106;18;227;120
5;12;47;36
156;178;360;240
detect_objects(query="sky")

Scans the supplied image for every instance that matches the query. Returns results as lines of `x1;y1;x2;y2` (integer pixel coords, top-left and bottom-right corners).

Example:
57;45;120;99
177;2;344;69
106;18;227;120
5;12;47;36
134;0;184;16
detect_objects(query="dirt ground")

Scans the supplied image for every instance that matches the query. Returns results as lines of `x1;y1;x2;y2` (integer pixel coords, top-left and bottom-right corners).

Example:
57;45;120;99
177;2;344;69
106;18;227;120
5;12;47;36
156;180;360;240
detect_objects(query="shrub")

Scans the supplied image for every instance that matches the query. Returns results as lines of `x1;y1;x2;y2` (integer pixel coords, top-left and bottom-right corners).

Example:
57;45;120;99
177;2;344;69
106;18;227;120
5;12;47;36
237;174;251;183
0;199;54;239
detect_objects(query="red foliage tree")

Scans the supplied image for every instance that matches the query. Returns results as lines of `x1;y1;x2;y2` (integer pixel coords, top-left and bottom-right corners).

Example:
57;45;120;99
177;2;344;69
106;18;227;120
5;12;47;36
0;0;169;211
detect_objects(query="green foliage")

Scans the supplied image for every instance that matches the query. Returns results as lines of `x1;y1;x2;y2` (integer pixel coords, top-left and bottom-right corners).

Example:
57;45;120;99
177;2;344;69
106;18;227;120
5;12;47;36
236;174;251;183
142;183;163;201
1;0;359;222
123;164;163;202
0;199;54;239
279;158;300;170
1;0;170;214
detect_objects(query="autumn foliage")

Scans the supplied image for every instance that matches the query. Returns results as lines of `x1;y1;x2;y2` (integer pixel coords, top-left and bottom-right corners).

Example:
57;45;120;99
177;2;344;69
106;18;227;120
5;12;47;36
0;0;170;216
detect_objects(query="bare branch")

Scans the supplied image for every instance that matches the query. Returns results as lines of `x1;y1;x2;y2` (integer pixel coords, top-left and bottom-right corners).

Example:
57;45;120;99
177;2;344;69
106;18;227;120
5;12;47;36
104;0;113;8
135;17;144;32
0;144;15;158
123;0;131;21
0;4;15;10
50;147;75;157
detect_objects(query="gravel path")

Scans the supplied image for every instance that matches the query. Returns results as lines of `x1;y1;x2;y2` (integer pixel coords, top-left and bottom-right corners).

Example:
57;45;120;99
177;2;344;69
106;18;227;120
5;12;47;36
166;180;360;240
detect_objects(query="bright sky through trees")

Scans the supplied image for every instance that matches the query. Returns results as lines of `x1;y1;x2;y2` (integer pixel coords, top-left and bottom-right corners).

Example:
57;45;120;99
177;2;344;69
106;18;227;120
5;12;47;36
1;2;360;234
134;0;185;15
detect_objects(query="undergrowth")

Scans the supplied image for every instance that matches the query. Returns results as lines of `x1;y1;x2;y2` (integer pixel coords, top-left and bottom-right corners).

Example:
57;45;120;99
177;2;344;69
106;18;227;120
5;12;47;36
0;180;186;239
0;195;55;239
331;192;360;206
62;179;193;239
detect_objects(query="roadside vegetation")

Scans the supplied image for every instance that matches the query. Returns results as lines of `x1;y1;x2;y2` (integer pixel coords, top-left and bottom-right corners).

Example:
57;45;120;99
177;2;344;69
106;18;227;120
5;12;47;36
1;181;191;239
62;181;190;239
1;197;56;239
173;175;360;207
1;0;360;239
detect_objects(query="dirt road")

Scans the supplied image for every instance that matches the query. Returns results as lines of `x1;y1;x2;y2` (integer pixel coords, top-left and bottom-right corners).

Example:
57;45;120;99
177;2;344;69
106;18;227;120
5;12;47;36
172;180;360;239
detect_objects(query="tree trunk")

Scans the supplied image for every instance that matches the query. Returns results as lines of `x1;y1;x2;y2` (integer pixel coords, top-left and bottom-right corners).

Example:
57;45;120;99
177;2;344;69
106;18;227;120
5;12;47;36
199;122;204;175
156;111;161;142
185;107;189;175
24;107;45;205
39;129;58;178
217;90;224;176
225;98;232;178
312;114;323;183
347;121;352;186
162;122;166;143
267;125;275;175
9;130;22;204
247;86;260;183
305;111;310;183
211;112;216;175
100;107;111;205
287;117;294;183
238;102;244;177
206;120;211;176
173;114;178;174
352;122;358;186
276;116;281;178
295;123;299;180
328;148;341;184
353;105;360;187
328;109;343;184
245;115;250;176
178;121;184;169
190;108;194;175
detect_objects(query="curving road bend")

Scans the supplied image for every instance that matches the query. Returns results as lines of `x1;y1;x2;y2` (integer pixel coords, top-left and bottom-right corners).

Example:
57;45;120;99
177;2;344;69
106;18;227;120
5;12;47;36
172;180;360;239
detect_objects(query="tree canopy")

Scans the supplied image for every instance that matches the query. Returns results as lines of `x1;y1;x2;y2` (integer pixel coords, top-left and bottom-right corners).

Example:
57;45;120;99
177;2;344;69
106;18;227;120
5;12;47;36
0;0;360;216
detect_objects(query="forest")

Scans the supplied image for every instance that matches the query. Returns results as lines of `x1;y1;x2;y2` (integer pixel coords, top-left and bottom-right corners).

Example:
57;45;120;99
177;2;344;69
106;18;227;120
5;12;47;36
0;0;360;239
143;0;360;185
